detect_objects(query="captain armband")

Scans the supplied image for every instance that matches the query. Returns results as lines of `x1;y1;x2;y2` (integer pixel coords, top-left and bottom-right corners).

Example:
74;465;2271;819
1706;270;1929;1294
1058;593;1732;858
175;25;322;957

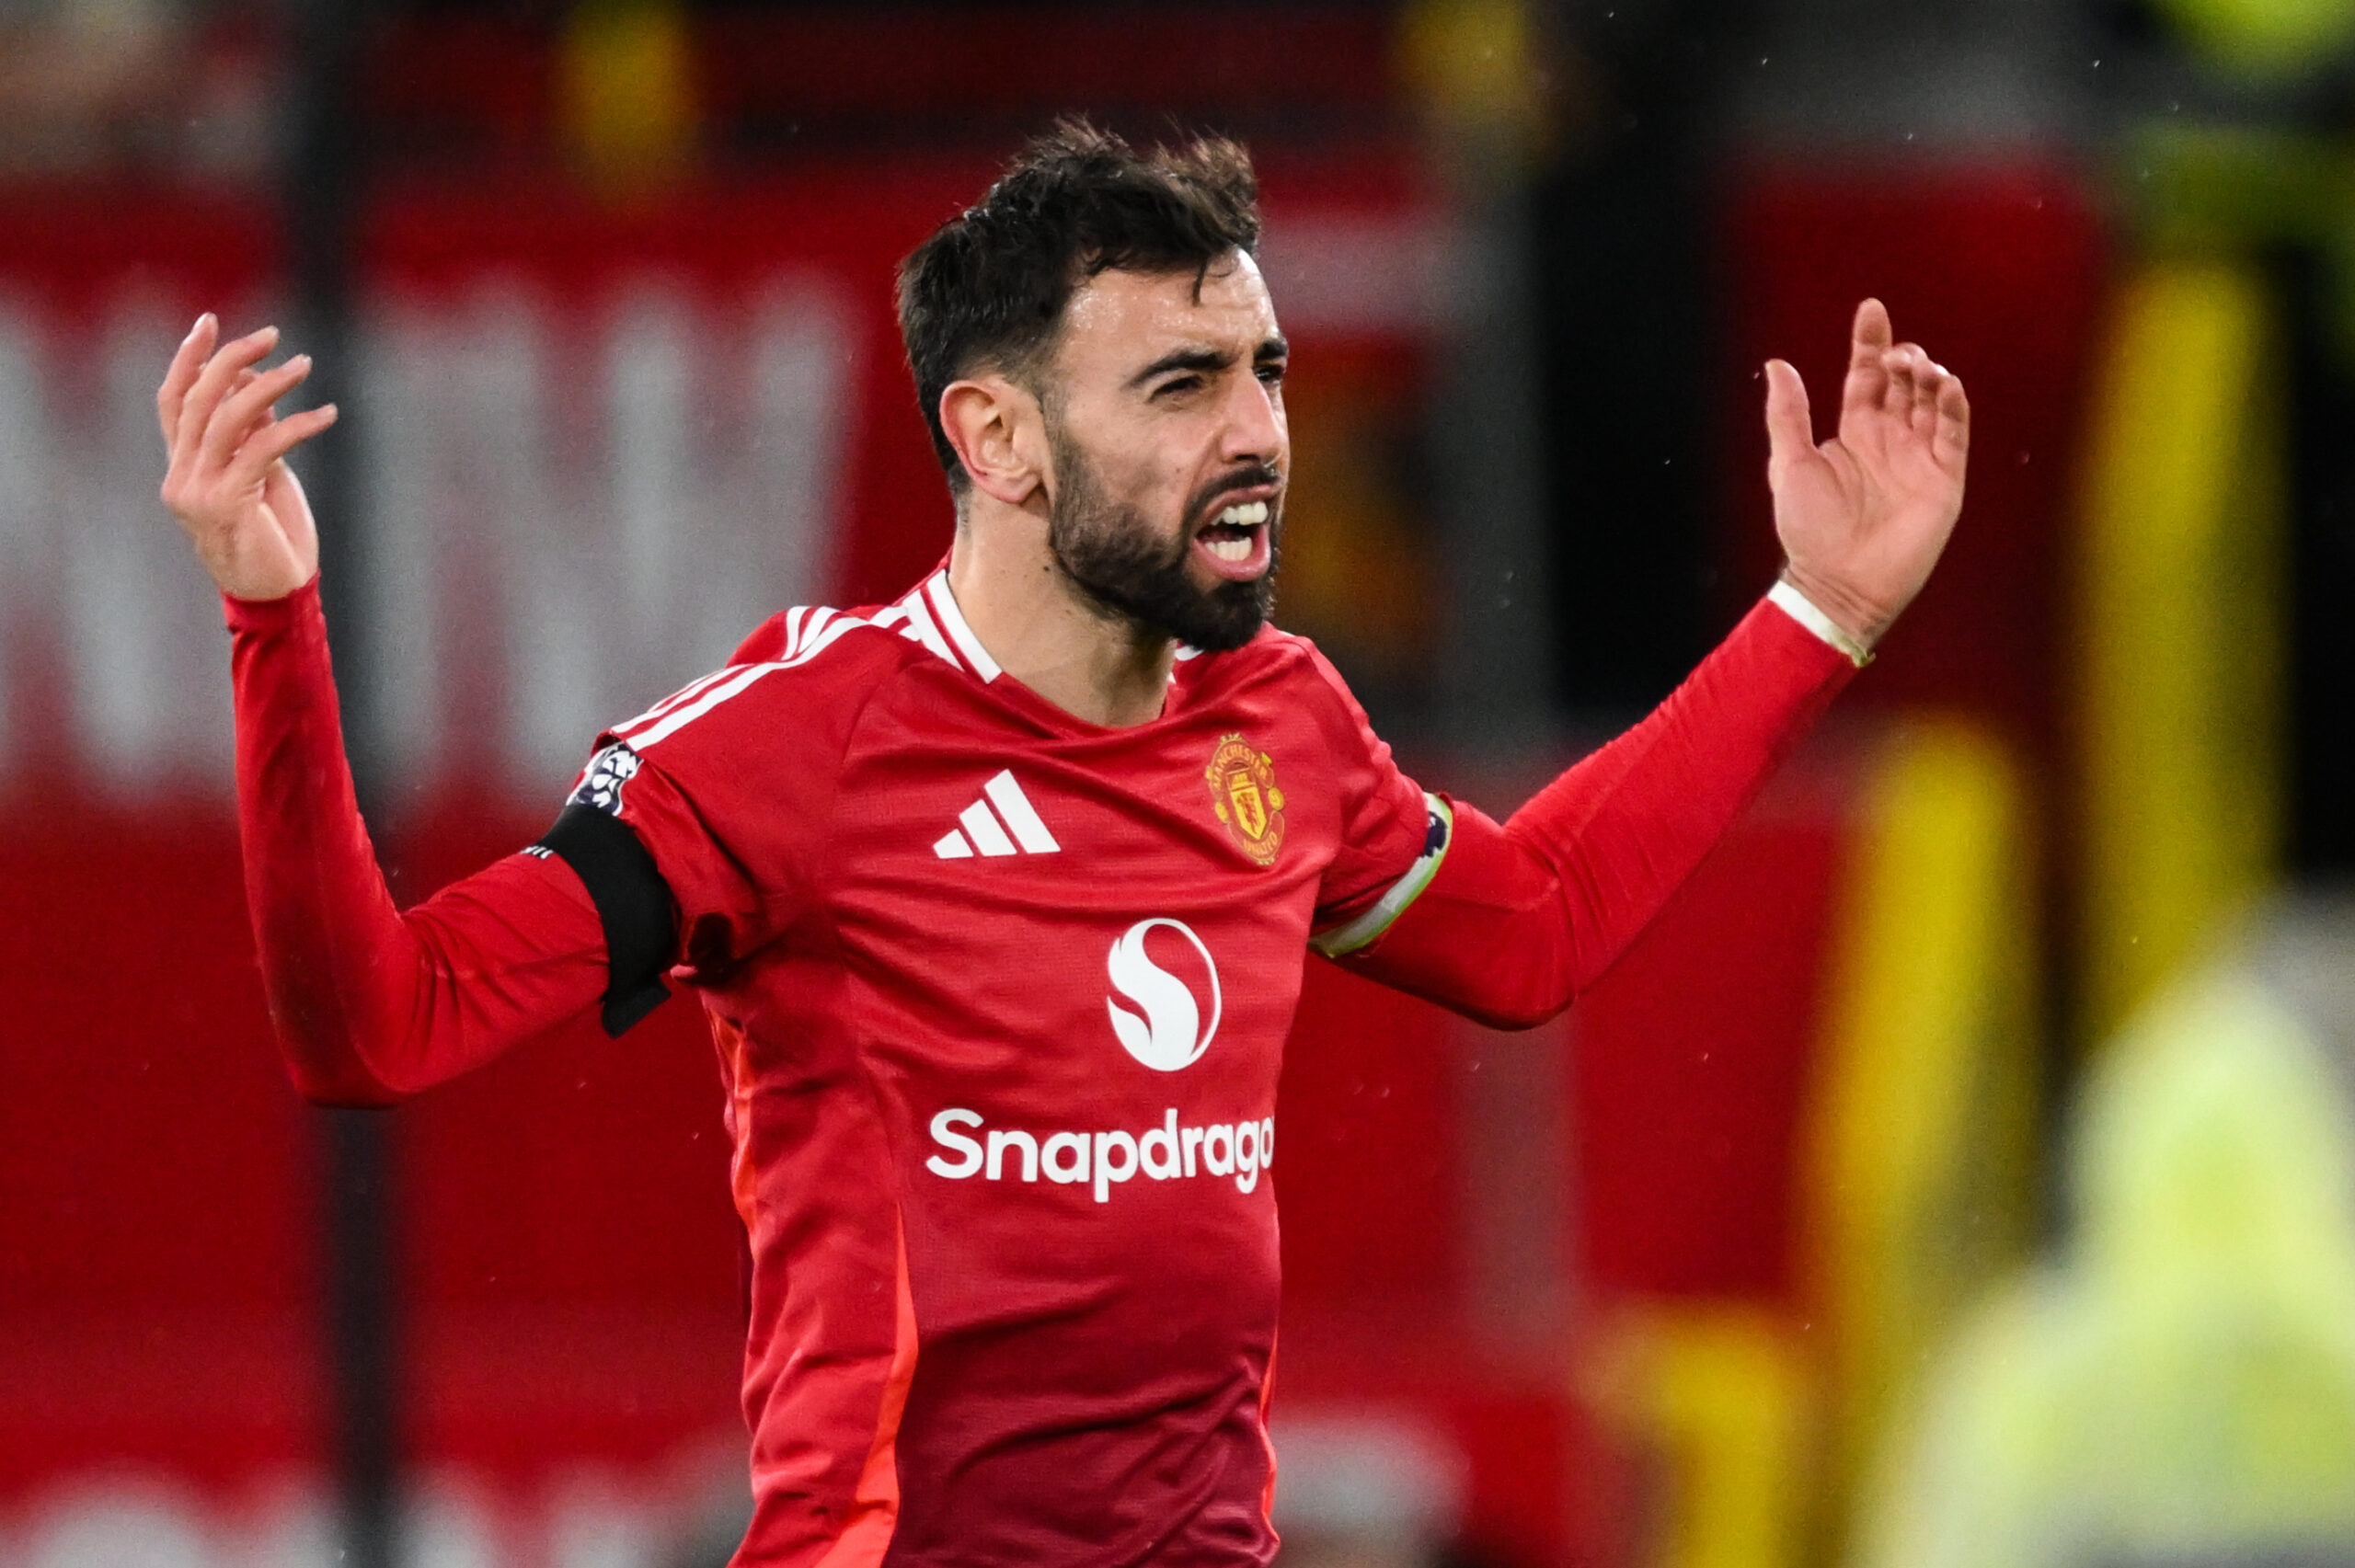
533;743;680;1036
1309;794;1454;958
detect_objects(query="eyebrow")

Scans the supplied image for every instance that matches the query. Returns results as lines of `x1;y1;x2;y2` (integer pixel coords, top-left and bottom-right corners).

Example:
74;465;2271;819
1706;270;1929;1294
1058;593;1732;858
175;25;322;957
1126;335;1291;392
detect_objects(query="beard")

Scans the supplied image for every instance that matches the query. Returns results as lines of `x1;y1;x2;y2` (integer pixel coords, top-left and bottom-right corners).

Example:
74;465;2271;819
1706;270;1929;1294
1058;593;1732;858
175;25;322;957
1044;429;1281;653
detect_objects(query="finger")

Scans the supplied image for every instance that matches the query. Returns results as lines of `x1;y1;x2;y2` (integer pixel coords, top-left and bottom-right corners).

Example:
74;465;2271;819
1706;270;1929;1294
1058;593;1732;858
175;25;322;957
1879;345;1921;424
173;324;279;464
1934;372;1970;473
1894;344;1940;434
223;403;338;490
167;363;270;509
174;325;277;467
1762;359;1815;484
1841;298;1894;422
220;366;263;426
156;314;218;448
1917;361;1949;441
201;354;311;472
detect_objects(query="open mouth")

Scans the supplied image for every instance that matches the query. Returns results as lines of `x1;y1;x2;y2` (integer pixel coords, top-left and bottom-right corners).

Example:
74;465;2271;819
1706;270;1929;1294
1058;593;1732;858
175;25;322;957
1193;498;1271;578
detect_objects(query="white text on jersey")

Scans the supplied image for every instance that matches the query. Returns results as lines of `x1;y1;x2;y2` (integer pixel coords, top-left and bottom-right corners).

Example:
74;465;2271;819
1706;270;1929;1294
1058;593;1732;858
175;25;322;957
925;1107;1273;1203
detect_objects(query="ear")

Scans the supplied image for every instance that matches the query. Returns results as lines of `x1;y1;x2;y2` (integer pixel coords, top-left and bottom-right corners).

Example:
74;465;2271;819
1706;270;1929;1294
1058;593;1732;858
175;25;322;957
940;374;1048;509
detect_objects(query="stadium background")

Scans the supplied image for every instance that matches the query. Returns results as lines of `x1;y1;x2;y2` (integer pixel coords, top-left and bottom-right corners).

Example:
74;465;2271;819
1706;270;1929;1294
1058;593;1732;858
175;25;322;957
2;0;2353;1564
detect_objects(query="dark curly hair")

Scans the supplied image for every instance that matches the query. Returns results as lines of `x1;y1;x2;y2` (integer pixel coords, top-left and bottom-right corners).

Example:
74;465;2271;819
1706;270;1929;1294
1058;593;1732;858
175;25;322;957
896;119;1262;492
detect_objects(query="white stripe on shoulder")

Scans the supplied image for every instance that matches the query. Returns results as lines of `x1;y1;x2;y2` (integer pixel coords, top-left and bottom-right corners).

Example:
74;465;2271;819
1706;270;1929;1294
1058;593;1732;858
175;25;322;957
896;587;959;666
924;571;1002;681
612;599;842;738
794;612;867;666
612;666;741;738
798;606;841;658
614;571;1004;753
615;607;888;751
626;663;779;750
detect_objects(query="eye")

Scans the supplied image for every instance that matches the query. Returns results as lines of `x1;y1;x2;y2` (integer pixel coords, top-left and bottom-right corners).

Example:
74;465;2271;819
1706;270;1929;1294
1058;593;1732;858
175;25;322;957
1255;361;1287;387
1153;374;1204;399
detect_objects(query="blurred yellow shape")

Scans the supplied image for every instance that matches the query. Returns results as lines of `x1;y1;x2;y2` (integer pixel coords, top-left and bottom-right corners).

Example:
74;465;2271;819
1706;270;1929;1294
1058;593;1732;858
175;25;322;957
1398;0;1548;165
1591;1306;1811;1568
1591;722;2038;1568
1857;968;2355;1568
1805;720;2039;1555
559;0;698;189
2075;263;2284;1043
1275;362;1434;682
2150;0;2355;79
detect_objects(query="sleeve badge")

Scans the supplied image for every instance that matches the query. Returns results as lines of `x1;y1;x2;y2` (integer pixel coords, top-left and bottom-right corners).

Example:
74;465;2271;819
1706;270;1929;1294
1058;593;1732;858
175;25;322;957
569;742;643;816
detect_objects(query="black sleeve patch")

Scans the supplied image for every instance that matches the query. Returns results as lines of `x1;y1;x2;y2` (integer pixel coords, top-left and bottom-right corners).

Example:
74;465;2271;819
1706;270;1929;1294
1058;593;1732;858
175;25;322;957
536;803;679;1036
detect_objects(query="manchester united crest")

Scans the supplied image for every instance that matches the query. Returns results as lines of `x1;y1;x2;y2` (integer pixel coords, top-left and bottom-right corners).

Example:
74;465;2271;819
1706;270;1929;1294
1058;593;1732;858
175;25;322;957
1204;734;1286;866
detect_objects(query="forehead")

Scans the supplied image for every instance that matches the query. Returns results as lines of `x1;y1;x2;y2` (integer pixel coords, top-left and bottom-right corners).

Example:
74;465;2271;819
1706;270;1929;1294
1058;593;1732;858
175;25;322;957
1054;252;1280;374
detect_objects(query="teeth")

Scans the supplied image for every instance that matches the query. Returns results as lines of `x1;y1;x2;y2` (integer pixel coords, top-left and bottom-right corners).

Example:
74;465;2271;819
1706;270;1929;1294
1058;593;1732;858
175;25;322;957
1215;500;1269;527
1208;536;1252;562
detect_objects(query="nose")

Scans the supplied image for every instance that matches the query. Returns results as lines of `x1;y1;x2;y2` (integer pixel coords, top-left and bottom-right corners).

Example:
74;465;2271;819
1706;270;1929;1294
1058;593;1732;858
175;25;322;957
1218;371;1283;467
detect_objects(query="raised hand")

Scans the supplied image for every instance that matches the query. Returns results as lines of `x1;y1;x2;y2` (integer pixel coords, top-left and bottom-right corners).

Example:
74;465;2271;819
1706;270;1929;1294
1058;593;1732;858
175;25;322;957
157;314;339;601
1763;299;1970;650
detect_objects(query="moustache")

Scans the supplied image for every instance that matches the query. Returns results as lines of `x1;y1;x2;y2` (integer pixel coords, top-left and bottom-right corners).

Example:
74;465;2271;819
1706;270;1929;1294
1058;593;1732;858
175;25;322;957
1185;465;1285;532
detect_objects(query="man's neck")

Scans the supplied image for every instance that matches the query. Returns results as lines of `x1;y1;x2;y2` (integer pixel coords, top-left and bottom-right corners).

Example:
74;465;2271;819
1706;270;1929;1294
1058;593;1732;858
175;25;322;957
944;504;1176;728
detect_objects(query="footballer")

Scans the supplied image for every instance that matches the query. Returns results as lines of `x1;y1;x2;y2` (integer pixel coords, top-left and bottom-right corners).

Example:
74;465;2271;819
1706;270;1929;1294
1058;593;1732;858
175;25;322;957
156;123;1968;1565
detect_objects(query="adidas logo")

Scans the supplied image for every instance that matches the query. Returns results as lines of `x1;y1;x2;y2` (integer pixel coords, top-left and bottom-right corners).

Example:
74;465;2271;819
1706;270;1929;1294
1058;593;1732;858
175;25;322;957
935;771;1061;859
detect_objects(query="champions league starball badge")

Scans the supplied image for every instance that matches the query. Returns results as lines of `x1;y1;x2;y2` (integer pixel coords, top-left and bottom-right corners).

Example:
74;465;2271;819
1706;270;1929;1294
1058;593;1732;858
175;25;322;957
569;743;643;815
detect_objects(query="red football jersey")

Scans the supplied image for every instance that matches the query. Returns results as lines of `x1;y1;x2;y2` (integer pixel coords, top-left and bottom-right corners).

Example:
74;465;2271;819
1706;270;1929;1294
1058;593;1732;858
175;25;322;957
585;568;1432;1564
224;562;1853;1565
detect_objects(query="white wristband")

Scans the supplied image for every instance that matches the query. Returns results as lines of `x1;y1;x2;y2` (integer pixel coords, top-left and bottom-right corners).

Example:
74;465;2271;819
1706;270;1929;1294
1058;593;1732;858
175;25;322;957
1767;579;1874;668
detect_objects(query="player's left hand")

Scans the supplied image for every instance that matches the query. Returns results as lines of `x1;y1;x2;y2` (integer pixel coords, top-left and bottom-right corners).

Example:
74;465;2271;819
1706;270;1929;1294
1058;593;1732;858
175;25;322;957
1763;298;1969;650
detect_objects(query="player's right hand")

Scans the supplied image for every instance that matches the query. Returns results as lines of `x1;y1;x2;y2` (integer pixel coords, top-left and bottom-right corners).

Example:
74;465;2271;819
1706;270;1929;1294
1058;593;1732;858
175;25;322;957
157;314;338;601
1762;299;1969;650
